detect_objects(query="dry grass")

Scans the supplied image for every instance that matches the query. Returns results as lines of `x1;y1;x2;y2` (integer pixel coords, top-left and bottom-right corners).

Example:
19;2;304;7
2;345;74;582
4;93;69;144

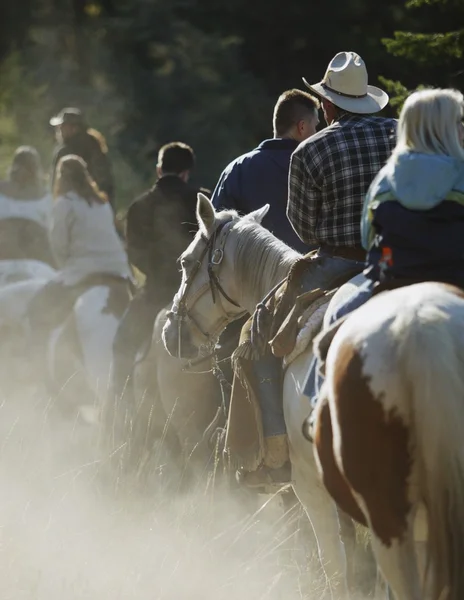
0;379;333;600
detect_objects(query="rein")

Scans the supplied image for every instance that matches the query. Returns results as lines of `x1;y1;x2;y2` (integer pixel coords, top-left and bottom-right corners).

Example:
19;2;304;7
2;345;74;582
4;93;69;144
169;219;246;358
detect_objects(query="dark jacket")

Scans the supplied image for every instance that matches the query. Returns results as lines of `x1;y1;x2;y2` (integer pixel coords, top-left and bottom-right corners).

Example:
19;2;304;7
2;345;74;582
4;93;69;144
362;151;464;285
211;139;312;253
126;175;208;306
51;131;114;207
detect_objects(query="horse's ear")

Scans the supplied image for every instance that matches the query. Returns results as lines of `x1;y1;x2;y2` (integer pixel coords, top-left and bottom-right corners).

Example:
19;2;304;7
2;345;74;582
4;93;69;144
247;204;270;224
196;193;216;233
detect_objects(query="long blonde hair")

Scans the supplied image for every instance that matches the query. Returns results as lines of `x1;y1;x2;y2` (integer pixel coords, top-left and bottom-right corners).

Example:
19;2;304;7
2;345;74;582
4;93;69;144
54;155;107;205
394;88;464;160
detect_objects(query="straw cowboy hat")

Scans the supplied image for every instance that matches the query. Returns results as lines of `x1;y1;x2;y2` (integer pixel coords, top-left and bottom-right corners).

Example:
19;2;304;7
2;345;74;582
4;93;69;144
303;51;389;114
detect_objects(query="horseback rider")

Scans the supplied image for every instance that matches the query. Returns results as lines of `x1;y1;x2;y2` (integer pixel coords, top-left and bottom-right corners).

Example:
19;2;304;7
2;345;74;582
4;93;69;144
287;51;397;258
28;155;131;348
112;142;210;395
0;146;54;266
210;89;322;407
212;88;320;253
242;51;397;488
311;88;464;393
50;107;115;209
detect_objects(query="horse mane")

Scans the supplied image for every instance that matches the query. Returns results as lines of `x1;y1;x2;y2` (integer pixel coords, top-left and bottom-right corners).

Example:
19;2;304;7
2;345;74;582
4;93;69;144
231;214;301;304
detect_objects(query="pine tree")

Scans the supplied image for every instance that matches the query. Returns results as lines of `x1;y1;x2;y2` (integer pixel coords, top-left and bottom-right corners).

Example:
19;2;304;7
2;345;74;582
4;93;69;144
380;0;464;112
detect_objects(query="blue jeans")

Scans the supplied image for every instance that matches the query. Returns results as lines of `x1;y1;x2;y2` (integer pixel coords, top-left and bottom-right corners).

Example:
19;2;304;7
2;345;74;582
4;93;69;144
303;280;374;406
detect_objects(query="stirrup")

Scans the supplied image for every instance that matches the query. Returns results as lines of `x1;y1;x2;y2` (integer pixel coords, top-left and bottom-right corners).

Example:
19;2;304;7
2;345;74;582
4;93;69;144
236;462;292;493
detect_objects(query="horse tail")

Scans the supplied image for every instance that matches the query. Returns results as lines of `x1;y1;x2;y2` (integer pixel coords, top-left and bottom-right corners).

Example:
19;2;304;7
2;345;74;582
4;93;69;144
400;292;464;600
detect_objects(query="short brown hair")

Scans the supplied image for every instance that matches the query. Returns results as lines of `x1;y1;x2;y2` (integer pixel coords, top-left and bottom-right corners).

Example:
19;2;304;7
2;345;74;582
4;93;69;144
157;142;195;174
273;89;320;137
54;155;107;205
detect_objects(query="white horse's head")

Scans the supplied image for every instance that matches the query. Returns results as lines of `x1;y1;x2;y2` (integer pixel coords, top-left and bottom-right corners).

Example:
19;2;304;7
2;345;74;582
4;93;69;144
162;194;270;358
162;193;299;359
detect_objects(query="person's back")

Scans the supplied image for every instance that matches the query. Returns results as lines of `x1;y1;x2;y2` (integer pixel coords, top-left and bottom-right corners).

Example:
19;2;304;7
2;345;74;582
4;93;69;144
113;141;207;394
52;191;129;285
362;92;464;287
126;142;205;305
150;175;199;297
365;156;464;283
305;88;464;417
288;52;396;256
212;89;320;253
292;114;396;248
0;146;54;264
28;155;130;363
0;192;52;228
50;108;115;208
240;52;396;489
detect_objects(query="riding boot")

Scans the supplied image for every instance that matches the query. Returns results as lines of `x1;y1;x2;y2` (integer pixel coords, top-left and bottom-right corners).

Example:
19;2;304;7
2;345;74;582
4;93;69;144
238;353;292;490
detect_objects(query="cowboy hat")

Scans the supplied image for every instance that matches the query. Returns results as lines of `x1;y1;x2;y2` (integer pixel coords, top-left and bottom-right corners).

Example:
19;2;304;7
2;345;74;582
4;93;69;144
50;107;85;127
302;51;389;114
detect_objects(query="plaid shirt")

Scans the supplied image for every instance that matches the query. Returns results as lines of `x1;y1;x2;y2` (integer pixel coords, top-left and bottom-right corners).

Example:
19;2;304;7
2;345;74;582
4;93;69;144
287;114;397;247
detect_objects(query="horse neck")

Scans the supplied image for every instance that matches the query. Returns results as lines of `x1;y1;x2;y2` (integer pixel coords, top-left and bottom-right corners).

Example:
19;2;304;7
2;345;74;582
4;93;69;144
231;222;301;314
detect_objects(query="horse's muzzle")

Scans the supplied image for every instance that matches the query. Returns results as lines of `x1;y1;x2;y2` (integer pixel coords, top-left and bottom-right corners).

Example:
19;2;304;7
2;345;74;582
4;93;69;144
162;316;198;359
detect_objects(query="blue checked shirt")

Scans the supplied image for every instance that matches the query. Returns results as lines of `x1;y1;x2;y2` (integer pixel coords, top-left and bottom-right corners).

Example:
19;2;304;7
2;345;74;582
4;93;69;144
287;114;397;247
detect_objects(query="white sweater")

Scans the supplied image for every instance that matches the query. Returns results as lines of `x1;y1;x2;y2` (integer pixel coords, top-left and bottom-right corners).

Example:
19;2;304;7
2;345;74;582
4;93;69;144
51;192;131;286
0;192;53;228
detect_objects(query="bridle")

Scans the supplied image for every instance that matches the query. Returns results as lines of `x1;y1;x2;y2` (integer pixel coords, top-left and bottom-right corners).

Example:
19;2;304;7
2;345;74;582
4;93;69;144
168;219;246;358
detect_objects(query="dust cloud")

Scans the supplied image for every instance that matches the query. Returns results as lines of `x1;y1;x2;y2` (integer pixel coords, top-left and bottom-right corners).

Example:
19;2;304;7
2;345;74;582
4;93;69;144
0;382;326;600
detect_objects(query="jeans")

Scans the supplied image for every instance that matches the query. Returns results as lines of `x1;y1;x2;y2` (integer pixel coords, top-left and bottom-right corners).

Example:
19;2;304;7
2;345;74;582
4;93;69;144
303;280;374;405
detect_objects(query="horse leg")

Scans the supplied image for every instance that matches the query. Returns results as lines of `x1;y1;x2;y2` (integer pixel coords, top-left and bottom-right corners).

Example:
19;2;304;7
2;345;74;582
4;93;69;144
318;423;378;598
313;395;376;599
293;468;348;600
284;353;348;598
326;339;422;600
368;513;420;600
376;569;394;600
336;507;357;594
279;487;317;571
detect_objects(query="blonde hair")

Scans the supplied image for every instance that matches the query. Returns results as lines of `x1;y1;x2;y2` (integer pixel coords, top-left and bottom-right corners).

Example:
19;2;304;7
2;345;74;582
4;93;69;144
54;155;107;205
394;88;464;161
87;128;109;154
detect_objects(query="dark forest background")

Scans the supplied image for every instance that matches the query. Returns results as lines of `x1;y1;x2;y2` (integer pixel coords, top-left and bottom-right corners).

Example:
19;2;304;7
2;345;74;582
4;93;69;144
1;0;463;209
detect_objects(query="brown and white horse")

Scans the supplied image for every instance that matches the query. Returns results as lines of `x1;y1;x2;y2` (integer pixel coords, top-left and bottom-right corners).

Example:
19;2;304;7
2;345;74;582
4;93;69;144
311;281;464;600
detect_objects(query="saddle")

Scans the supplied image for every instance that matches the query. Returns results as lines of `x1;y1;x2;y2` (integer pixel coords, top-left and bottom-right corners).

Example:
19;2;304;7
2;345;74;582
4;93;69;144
313;277;439;378
225;252;364;472
234;252;364;364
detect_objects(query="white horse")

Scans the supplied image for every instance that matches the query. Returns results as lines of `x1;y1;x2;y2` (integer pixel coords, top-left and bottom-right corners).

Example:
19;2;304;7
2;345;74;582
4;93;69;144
0;274;131;418
310;281;464;600
0;259;56;287
161;194;365;598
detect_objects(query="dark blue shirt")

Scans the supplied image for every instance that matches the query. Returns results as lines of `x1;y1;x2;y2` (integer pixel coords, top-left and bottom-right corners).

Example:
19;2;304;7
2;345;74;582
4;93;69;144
211;139;312;253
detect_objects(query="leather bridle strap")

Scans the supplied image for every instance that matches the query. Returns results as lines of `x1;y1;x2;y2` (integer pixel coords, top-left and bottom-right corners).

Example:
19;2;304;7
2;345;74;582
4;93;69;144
205;225;241;310
170;219;245;358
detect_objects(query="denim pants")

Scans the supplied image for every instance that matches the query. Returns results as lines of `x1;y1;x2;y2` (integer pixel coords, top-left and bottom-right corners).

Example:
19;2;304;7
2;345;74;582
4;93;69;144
303;280;374;406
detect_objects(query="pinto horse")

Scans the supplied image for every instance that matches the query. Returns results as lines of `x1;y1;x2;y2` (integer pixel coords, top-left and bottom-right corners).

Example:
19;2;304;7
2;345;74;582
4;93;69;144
0;272;131;420
161;194;373;598
310;281;464;600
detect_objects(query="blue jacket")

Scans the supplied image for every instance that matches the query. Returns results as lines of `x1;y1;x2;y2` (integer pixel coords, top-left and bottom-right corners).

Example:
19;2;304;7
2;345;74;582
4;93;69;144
211;139;312;253
362;151;464;283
